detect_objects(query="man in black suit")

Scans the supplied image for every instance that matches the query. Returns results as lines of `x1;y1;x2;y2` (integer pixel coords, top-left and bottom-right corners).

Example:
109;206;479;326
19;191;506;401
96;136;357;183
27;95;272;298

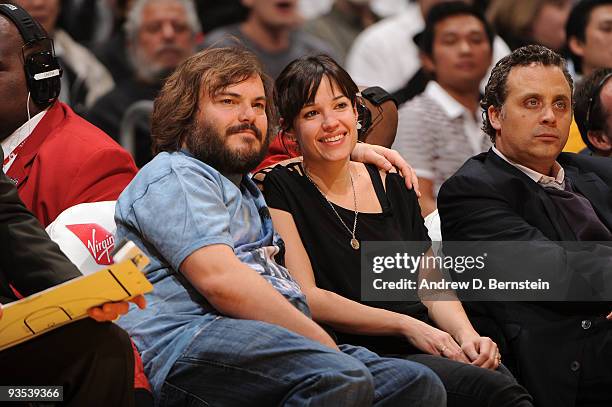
438;45;612;407
0;151;144;406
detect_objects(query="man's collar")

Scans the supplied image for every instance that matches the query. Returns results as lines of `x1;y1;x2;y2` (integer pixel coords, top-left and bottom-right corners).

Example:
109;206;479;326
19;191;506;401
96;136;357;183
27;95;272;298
492;146;565;187
424;81;465;119
1;109;48;166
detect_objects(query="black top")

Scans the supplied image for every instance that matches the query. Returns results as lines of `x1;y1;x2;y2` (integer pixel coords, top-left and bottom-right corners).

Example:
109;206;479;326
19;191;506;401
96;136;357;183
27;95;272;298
262;162;431;354
0;150;80;304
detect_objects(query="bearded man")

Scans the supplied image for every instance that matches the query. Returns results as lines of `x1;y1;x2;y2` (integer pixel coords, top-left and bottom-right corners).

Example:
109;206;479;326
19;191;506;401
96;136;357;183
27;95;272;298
113;46;447;406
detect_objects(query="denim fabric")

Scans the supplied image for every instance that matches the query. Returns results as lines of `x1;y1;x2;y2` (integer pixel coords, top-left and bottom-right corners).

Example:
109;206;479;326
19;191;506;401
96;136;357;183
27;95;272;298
114;151;309;398
158;317;446;407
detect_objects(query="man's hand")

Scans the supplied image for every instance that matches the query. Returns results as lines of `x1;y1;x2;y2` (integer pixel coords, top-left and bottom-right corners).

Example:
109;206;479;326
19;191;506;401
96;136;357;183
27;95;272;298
87;295;146;322
607;311;612;320
350;143;420;196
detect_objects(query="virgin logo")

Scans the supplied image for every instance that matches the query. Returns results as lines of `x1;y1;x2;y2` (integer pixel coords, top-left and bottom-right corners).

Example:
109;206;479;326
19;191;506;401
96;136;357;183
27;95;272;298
65;223;115;265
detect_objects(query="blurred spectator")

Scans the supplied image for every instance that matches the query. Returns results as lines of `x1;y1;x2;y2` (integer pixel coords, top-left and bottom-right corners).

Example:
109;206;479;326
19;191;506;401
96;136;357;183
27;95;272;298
304;0;379;65
487;0;572;52
92;0;135;83
58;0;115;47
393;2;492;216
196;0;248;33
567;0;612;77
346;0;509;96
202;0;338;79
87;0;200;167
574;67;612;156
564;0;612;152
13;0;114;114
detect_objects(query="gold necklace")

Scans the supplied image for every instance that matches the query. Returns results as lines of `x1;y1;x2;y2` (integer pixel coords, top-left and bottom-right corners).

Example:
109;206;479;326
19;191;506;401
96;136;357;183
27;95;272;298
304;166;360;250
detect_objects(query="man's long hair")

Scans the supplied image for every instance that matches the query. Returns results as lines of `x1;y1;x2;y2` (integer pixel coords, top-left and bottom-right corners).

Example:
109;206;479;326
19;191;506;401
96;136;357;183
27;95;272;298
151;46;276;155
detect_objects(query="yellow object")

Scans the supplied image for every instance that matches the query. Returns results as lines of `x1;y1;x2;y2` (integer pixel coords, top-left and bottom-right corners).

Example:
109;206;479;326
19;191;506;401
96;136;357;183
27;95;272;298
0;241;152;351
563;119;587;152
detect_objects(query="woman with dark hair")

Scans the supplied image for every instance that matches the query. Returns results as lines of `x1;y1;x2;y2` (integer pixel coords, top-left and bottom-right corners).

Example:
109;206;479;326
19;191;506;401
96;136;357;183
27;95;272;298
260;54;533;407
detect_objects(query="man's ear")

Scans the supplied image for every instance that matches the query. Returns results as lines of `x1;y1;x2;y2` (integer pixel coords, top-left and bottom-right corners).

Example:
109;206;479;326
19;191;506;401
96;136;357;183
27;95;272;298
488;105;502;131
568;36;585;58
419;51;436;75
587;130;612;153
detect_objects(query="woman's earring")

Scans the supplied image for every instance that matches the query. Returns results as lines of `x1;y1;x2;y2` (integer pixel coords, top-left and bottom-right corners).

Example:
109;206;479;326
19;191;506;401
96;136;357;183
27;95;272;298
356;121;362;130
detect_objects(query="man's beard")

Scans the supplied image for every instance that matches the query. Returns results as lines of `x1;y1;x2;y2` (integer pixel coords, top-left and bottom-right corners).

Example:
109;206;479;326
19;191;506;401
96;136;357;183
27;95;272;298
186;120;270;175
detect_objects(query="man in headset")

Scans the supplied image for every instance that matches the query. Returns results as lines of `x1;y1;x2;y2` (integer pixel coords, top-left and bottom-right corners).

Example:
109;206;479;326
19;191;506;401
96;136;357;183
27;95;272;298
574;67;612;156
0;3;137;229
0;3;150;405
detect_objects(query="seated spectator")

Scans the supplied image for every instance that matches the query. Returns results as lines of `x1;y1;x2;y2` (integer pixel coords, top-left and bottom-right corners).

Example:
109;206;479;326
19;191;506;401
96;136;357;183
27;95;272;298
260;53;533;407
346;0;509;98
114;46;447;406
438;44;612;407
574;67;612;156
14;0;114;114
203;0;337;79
393;2;493;216
87;0;200;167
0;3;137;228
564;0;612;152
0;5;150;403
0;152;145;406
304;0;379;65
487;0;572;52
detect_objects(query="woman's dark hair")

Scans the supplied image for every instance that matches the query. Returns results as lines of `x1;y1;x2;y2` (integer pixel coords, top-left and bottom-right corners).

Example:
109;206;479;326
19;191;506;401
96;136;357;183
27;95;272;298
275;54;359;133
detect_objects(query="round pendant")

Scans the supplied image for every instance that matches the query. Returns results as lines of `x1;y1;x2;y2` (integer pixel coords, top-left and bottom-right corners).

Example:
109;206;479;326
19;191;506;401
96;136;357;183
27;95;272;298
350;238;360;250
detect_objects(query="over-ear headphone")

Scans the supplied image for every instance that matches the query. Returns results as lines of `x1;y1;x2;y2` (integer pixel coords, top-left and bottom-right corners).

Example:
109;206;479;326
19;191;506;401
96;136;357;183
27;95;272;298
0;3;62;108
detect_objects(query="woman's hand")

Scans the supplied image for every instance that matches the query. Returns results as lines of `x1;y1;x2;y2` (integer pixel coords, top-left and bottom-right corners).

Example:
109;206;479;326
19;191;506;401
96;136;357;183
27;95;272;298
401;316;470;363
87;295;147;322
458;333;500;370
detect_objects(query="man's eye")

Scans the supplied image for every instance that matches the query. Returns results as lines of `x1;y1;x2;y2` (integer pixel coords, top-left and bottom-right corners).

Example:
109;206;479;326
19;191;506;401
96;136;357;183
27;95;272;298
525;99;539;107
221;99;233;105
554;100;567;110
253;102;265;110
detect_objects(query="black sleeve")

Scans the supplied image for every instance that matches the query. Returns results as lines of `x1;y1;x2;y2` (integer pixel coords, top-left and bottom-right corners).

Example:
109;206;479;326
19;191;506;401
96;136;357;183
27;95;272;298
0;168;80;302
387;172;430;243
261;167;292;212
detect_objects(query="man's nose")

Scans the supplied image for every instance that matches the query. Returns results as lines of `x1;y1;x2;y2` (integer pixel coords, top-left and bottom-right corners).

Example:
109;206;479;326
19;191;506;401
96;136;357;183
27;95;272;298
540;105;557;124
161;22;176;40
238;104;256;123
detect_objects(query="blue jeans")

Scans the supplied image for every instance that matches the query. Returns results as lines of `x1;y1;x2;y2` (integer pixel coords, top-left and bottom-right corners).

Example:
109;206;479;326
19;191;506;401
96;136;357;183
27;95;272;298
157;317;446;406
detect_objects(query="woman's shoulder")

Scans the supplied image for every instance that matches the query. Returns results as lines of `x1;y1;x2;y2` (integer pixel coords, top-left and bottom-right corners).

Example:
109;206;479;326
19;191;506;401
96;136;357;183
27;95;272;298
254;159;305;191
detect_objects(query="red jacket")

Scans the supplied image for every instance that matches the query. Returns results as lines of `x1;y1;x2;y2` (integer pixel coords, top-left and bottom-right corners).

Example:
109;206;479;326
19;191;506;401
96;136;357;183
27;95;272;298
6;102;150;392
6;102;137;227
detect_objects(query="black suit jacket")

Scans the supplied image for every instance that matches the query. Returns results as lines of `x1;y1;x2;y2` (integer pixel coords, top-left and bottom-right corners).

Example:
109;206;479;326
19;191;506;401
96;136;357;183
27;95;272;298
438;150;612;407
0;150;80;304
